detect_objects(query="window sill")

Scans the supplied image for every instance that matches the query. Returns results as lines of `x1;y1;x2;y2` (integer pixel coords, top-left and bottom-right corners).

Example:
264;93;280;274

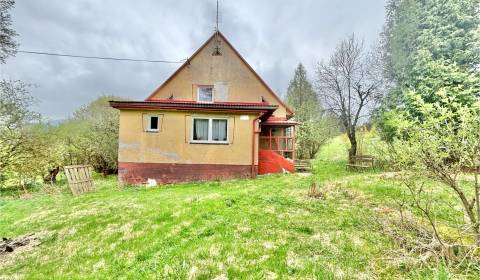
145;130;159;133
190;141;229;145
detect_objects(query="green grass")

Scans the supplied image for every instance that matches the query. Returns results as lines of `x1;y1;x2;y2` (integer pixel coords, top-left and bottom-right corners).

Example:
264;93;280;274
1;137;478;279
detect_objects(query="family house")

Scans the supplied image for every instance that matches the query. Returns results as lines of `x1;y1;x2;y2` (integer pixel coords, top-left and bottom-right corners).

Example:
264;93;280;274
110;31;298;185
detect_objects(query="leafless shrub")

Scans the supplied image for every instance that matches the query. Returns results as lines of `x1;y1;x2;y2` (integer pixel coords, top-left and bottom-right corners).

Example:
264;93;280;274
380;178;480;270
377;206;480;270
307;181;326;199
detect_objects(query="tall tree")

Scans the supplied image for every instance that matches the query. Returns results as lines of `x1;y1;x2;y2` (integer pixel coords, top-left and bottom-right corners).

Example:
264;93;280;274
0;80;41;187
377;0;480;246
285;64;337;159
316;35;383;160
72;95;125;175
377;0;480;141
285;63;320;121
0;0;17;63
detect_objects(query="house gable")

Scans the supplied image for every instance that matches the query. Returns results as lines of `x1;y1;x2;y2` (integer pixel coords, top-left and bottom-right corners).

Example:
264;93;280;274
146;32;293;118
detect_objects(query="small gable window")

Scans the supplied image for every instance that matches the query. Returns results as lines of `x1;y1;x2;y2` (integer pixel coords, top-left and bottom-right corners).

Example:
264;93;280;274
191;117;228;144
197;86;213;102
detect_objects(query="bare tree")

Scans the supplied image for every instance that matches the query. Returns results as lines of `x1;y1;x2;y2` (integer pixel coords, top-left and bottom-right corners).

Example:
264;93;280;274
315;34;383;161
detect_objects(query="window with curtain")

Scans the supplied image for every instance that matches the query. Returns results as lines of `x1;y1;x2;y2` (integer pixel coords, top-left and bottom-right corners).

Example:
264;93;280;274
198;86;213;102
193;119;209;140
191;118;228;143
212;119;227;141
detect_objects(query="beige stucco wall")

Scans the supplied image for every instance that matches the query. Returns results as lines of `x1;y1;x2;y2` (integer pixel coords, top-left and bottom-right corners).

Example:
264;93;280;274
147;36;288;118
118;109;260;165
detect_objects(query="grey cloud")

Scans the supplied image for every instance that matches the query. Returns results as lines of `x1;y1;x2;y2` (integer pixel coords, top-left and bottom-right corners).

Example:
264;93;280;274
2;0;385;120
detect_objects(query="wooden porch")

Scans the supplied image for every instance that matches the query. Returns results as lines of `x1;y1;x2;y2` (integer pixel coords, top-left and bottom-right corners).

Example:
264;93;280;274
259;125;295;159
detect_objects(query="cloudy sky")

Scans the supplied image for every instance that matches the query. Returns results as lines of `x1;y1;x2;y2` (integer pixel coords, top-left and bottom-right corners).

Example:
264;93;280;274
1;0;386;120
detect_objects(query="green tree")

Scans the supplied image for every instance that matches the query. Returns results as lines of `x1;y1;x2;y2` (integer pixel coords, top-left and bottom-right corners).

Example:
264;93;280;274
72;95;124;175
285;63;337;159
285;63;320;121
0;80;55;190
378;0;480;140
0;0;17;63
295;117;337;159
378;0;480;247
0;81;39;178
392;93;480;245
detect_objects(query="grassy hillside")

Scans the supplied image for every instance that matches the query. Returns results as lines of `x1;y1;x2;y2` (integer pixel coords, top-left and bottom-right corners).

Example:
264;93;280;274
1;137;477;279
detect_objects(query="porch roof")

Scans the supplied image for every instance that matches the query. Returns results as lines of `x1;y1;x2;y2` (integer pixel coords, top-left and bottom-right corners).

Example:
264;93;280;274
261;117;299;126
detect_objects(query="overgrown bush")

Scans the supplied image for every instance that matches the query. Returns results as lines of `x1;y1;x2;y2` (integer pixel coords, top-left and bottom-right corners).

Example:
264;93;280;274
1;89;123;192
390;92;480;247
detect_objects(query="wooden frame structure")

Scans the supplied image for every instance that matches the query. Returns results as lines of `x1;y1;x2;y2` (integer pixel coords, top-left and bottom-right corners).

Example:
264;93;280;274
259;126;296;159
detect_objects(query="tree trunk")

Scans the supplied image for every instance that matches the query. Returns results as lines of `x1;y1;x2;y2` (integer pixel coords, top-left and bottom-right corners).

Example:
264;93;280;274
347;131;357;163
449;180;480;243
43;167;60;184
475;167;480;245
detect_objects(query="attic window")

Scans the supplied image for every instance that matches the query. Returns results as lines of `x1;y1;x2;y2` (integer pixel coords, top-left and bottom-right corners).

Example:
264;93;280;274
197;86;213;102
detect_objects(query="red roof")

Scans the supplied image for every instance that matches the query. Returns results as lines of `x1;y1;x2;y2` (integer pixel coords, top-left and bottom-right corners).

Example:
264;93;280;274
262;116;299;126
145;99;271;106
109;100;278;113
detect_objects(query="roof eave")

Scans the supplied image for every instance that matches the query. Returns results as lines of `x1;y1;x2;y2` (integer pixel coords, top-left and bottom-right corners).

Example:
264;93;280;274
109;100;278;113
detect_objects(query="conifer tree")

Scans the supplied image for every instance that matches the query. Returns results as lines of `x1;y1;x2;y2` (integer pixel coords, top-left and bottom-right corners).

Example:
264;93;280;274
285;63;321;122
378;0;480;140
286;64;336;159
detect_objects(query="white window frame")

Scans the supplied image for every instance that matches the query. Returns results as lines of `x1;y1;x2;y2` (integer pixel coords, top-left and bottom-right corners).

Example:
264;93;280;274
197;85;214;103
190;117;229;144
146;115;160;132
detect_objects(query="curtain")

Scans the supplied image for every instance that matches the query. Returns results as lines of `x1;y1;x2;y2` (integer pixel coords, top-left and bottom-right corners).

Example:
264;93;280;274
198;87;213;102
194;119;209;140
212;119;227;141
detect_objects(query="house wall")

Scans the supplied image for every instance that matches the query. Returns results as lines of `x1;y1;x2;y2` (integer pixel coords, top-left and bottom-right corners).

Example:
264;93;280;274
117;109;260;184
147;36;288;118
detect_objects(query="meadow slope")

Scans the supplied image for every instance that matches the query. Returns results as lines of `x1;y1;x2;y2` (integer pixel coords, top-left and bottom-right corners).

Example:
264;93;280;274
1;136;477;279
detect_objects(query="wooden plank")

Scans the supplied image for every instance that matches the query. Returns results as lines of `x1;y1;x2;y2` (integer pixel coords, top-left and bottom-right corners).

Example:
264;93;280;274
79;167;87;192
74;168;82;193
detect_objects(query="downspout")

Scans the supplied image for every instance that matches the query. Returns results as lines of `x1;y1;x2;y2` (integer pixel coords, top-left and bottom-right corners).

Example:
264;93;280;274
251;113;263;178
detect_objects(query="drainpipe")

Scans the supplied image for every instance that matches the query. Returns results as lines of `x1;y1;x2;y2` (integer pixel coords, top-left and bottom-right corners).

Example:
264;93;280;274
251;113;263;178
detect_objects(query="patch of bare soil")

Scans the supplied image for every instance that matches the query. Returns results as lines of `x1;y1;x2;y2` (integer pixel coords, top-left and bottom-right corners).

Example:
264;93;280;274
0;234;41;258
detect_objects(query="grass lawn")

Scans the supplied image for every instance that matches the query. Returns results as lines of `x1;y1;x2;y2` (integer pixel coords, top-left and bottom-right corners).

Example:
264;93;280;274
1;136;478;279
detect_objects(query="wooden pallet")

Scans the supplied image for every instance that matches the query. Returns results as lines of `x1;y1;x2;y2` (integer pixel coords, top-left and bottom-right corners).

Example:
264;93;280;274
64;165;95;195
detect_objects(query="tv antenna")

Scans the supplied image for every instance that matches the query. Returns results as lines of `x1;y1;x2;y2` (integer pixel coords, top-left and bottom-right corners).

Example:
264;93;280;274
216;0;219;32
212;0;222;56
